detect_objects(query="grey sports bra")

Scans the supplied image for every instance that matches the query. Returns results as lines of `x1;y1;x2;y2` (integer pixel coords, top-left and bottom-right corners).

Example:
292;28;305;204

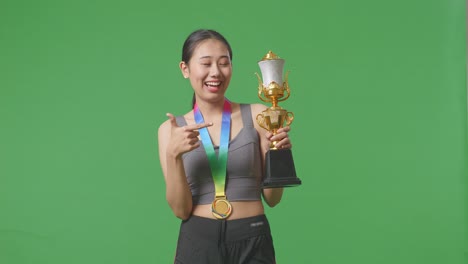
175;104;262;205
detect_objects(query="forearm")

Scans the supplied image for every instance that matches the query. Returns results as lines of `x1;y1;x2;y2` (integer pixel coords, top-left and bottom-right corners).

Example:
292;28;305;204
165;153;193;220
262;187;284;207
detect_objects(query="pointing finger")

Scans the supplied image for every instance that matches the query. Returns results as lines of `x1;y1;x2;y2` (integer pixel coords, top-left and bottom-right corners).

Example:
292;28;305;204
184;122;213;131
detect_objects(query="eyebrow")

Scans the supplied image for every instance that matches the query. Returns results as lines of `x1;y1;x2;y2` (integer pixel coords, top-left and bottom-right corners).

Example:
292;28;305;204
198;55;230;60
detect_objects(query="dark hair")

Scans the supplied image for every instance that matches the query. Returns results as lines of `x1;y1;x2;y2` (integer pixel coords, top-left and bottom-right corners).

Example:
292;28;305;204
181;29;233;107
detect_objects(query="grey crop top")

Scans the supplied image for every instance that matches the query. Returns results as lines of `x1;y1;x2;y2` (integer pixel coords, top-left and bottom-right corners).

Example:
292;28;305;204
175;104;262;205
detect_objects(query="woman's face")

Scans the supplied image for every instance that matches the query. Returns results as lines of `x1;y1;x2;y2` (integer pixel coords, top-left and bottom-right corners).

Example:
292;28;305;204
180;39;232;103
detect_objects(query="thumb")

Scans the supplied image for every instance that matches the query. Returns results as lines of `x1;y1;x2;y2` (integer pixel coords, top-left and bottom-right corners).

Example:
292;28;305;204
166;113;178;128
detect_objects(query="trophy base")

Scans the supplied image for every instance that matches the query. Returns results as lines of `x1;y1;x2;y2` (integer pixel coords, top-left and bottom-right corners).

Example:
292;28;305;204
262;148;302;188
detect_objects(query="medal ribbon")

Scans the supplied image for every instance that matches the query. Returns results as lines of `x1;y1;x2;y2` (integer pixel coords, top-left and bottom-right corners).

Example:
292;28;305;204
194;99;231;198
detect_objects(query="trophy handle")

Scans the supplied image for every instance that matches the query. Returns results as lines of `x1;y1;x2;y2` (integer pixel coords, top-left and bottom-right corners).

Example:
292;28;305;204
278;71;291;102
255;72;270;103
256;114;269;131
285;111;294;126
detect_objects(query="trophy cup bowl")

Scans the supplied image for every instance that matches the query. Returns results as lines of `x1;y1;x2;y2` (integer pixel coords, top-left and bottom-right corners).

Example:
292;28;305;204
255;51;302;188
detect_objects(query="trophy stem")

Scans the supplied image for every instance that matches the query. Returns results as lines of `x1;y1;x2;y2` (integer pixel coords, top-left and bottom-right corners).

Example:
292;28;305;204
271;97;278;108
270;129;278;149
270;141;278;149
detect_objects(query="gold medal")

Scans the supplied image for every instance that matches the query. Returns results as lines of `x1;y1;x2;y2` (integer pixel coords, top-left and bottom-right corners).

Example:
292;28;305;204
211;196;232;219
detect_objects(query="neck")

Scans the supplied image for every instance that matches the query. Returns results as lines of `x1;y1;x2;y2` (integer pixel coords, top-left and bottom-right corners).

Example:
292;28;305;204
194;97;227;119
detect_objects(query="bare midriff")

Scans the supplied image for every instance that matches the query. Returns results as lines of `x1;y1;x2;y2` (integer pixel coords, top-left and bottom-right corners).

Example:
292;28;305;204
192;200;265;220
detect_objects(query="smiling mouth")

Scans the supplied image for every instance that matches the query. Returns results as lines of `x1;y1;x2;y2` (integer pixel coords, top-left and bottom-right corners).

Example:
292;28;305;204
205;81;222;92
205;81;221;88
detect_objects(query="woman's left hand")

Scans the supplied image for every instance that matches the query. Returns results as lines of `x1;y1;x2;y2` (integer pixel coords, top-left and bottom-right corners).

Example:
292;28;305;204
266;126;292;149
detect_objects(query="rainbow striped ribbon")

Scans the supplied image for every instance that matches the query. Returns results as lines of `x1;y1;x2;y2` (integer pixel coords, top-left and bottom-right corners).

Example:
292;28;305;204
193;99;231;197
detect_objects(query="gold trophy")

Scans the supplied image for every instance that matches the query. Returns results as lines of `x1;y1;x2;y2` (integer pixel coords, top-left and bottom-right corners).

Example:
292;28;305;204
255;51;302;188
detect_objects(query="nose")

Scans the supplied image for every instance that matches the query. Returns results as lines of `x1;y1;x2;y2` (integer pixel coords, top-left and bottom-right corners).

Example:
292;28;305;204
210;64;220;77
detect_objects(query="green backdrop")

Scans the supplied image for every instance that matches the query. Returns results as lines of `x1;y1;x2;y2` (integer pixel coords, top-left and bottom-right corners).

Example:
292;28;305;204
1;0;466;263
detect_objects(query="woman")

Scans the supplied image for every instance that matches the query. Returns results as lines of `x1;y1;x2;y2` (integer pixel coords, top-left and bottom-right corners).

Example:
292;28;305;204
158;29;292;264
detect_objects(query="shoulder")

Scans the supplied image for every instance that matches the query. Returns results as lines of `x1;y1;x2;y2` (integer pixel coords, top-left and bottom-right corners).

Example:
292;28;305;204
232;103;267;111
239;103;269;131
157;110;193;137
228;102;267;116
158;118;171;133
246;104;270;146
232;103;269;120
157;118;172;142
249;103;268;115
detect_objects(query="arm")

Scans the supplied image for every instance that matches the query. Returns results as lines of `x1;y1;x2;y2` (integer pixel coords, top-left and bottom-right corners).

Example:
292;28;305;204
158;113;211;220
251;104;292;207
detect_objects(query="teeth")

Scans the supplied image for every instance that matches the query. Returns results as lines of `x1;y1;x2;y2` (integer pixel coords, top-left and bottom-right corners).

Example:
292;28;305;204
206;82;220;86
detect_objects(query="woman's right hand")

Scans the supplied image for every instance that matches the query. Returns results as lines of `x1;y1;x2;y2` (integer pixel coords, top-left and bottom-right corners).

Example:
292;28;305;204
165;113;212;158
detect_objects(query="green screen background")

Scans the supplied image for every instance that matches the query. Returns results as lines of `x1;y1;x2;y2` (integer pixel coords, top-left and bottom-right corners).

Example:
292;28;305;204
1;0;466;263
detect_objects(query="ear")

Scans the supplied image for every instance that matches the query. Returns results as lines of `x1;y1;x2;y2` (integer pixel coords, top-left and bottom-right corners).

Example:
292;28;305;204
179;61;189;79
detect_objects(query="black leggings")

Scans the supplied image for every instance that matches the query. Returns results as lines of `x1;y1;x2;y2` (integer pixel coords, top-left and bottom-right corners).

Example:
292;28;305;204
174;214;276;264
